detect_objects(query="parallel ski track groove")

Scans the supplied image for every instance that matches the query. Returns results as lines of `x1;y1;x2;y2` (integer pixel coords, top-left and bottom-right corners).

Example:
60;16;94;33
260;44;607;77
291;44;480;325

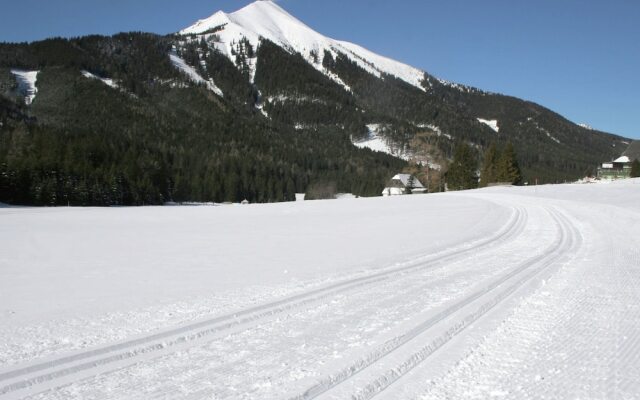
293;207;580;400
0;207;526;398
361;208;582;400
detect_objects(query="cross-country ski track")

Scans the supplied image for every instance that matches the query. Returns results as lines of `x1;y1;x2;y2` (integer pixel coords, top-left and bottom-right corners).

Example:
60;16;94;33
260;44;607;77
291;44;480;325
1;181;639;399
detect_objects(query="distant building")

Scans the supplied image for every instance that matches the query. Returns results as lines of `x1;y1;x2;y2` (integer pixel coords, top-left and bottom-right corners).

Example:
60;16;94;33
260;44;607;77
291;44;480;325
382;174;427;196
598;156;633;180
597;141;640;180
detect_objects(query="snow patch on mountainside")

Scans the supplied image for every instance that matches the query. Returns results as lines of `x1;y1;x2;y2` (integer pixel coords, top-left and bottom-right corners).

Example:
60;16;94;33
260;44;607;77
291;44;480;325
477;118;499;133
334;41;426;90
352;124;411;160
81;70;118;89
180;1;426;92
314;63;352;92
545;131;561;144
525;117;562;144
535;122;561;144
416;123;452;140
437;78;480;94
10;69;38;105
169;51;224;97
578;123;592;130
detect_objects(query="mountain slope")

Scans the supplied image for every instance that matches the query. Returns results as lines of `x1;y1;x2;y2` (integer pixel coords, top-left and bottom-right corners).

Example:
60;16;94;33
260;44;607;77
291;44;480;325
0;1;631;206
180;1;426;90
0;34;404;206
177;1;627;178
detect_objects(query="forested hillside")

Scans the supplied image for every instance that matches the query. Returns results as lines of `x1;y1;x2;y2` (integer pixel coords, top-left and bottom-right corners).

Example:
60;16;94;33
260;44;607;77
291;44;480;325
0;35;404;206
0;4;630;206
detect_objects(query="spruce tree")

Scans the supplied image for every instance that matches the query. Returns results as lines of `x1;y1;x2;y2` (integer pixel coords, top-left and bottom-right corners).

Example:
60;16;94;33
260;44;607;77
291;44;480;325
496;142;522;185
479;142;498;187
631;159;640;178
446;142;478;191
406;175;415;194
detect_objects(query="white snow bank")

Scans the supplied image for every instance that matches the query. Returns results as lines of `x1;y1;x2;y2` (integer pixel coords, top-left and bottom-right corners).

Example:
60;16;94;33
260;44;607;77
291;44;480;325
169;51;224;97
477;118;499;133
10;69;39;105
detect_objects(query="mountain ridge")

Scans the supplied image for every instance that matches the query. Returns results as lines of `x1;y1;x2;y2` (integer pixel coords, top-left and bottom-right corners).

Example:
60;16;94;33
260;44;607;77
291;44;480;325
180;1;427;90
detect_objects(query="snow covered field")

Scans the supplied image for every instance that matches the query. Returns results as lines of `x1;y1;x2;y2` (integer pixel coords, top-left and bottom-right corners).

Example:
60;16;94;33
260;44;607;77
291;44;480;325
1;180;639;399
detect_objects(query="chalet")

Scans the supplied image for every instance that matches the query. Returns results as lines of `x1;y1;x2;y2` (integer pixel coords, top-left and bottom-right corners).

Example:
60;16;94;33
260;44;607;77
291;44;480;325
597;141;640;180
382;174;427;196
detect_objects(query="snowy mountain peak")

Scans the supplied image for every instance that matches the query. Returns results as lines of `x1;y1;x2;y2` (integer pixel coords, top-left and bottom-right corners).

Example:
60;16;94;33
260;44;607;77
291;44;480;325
231;1;309;33
182;10;231;34
180;1;324;45
180;1;426;90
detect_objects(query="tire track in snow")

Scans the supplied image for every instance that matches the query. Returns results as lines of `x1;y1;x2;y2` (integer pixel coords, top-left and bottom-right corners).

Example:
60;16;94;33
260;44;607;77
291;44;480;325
291;207;580;400
0;207;527;398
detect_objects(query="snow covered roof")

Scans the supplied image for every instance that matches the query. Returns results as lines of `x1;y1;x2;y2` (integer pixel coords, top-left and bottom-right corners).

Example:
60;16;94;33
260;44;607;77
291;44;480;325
390;174;425;189
613;156;630;163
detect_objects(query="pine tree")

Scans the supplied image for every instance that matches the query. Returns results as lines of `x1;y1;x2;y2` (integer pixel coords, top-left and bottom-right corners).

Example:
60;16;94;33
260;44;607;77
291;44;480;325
446;142;478;191
496;142;522;185
406;175;415;194
479;142;498;187
631;159;640;178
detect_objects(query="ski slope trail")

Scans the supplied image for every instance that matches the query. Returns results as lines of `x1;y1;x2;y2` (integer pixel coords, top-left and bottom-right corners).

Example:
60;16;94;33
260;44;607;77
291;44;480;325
1;181;639;399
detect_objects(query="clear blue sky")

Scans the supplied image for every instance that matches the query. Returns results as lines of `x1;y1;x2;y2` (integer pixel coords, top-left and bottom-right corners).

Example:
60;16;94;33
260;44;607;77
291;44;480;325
2;0;639;139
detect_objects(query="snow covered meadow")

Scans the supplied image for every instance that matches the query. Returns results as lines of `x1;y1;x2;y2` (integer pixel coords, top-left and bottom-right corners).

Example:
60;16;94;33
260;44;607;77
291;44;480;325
1;180;639;399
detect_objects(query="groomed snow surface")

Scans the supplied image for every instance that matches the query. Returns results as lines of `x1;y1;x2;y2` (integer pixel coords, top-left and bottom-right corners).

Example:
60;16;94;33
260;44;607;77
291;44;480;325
1;180;640;399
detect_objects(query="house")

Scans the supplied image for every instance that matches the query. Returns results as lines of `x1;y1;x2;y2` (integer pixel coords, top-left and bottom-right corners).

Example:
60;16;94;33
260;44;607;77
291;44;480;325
382;174;427;196
597;156;632;180
597;141;640;180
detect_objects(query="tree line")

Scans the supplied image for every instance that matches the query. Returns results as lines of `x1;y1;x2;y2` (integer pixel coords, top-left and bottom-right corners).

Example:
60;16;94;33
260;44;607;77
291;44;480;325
446;141;522;191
